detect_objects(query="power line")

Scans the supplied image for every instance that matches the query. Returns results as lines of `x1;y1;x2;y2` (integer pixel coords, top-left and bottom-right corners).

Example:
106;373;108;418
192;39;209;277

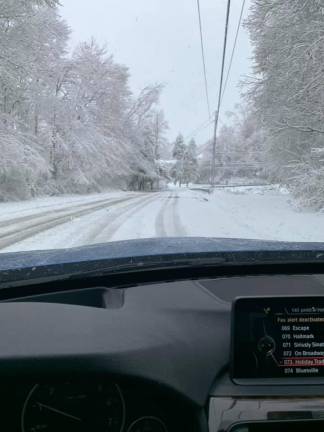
185;112;227;142
187;0;243;144
185;117;214;141
221;0;246;103
196;0;211;119
186;110;228;142
211;0;232;186
186;0;245;150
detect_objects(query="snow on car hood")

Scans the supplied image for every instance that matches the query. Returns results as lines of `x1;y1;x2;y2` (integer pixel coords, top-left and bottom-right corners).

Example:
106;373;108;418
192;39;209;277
1;237;324;284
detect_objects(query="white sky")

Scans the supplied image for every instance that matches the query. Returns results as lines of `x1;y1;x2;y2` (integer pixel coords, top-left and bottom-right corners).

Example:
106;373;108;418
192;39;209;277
59;0;252;145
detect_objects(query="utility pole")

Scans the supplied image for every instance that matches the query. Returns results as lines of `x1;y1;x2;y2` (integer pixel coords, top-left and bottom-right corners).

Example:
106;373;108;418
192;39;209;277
210;0;231;187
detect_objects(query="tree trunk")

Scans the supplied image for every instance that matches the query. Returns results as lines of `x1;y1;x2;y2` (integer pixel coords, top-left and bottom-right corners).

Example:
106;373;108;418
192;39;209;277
51;112;58;179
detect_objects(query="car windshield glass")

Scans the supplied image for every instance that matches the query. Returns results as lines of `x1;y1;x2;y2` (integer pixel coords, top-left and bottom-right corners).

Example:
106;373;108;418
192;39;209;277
0;0;324;254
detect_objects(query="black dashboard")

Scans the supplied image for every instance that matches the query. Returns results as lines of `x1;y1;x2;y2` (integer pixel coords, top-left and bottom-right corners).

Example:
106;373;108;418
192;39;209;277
7;379;193;432
2;238;324;432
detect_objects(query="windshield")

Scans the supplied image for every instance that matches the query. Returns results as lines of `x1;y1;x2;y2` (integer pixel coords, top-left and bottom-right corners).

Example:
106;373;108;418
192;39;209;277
1;0;324;254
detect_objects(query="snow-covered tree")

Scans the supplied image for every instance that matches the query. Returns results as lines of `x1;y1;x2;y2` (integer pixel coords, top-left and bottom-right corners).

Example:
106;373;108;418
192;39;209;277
150;110;169;160
172;134;186;160
198;106;265;184
245;0;324;207
0;0;68;198
183;139;199;186
0;0;170;199
125;85;167;190
171;134;186;186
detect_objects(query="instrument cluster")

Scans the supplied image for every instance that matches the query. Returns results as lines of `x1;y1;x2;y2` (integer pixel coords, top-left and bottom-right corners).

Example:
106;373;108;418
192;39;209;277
4;379;191;432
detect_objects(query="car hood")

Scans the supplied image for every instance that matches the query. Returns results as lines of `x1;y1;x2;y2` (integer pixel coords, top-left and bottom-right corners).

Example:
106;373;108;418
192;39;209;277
1;237;324;286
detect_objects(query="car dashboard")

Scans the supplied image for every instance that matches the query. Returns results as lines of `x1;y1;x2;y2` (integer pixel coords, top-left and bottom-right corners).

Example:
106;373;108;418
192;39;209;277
7;379;192;432
1;238;324;432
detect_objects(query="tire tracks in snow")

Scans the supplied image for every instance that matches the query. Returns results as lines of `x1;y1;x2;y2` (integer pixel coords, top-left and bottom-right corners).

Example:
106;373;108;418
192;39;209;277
0;194;135;230
171;193;187;236
155;193;172;237
94;193;162;243
155;192;186;237
0;194;147;250
0;194;131;223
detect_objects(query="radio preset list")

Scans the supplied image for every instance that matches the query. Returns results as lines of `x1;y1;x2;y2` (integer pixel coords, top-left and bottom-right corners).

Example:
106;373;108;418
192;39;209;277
277;306;324;375
232;297;324;381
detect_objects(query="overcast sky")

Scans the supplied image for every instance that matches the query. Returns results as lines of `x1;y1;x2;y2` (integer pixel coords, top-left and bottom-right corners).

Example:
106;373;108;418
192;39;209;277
60;0;252;145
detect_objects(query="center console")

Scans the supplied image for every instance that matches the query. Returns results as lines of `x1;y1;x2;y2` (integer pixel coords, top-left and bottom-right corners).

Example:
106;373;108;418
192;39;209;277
209;296;324;432
232;296;324;384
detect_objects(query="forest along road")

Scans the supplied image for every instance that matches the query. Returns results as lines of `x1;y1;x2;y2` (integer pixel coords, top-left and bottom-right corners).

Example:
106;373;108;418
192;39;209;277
3;185;324;253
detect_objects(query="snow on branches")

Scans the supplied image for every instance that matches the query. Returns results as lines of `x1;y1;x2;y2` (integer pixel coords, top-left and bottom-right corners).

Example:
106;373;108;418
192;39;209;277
0;0;169;200
245;0;324;208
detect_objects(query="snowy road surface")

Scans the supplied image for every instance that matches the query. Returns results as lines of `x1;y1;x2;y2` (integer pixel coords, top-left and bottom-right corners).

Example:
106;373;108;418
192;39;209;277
1;185;324;253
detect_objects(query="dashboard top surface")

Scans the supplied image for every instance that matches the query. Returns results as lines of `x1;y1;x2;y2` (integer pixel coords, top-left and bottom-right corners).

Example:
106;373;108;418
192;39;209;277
1;273;324;406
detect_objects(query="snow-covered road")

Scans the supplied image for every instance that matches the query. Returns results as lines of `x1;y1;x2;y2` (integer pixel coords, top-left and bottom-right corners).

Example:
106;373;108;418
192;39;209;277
1;185;324;253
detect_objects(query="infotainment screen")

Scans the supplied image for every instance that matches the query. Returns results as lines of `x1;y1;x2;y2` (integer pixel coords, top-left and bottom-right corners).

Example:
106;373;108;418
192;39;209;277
232;296;324;383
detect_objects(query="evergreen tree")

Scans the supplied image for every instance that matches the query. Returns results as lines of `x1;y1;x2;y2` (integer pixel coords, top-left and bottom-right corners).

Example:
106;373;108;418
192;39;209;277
171;134;186;186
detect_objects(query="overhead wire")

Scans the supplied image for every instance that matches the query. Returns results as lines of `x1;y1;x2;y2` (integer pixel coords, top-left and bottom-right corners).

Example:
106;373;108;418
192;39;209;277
221;0;246;103
196;0;211;119
187;0;246;146
185;117;214;141
211;0;232;185
185;114;228;142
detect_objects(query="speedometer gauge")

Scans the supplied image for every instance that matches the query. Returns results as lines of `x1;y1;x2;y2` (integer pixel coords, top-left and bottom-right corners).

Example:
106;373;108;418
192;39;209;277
21;382;125;432
127;416;168;432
